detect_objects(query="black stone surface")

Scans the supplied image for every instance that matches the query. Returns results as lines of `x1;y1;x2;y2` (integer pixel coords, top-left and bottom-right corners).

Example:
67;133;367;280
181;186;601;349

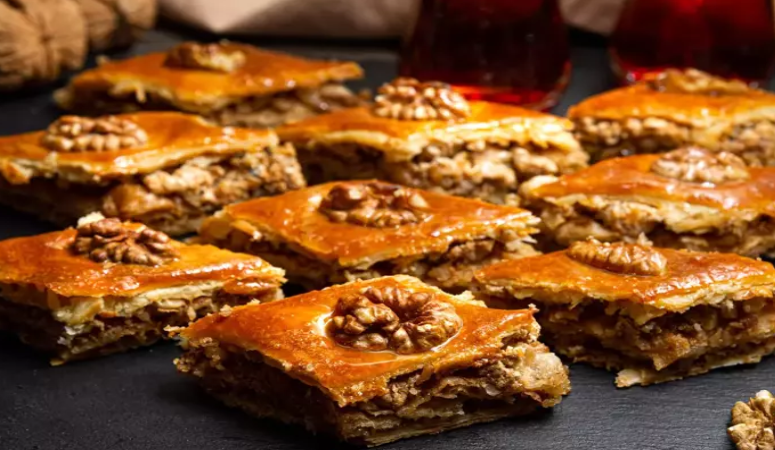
0;29;767;450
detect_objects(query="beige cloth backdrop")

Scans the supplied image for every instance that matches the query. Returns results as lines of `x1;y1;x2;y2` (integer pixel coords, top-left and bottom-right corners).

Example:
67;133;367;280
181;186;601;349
159;0;629;38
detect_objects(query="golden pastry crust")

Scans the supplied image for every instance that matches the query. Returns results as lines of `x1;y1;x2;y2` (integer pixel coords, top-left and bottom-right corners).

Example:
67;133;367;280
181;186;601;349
569;73;775;127
525;151;775;214
178;275;554;406
278;102;580;162
475;246;775;312
200;180;538;266
0;227;284;303
58;43;363;109
0;111;278;183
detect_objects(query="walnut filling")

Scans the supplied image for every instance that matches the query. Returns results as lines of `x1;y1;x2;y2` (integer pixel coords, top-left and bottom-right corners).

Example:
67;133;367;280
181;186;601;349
646;68;751;96
297;140;586;204
0;285;280;364
59;82;363;128
0;147;304;236
215;224;538;291
526;194;775;257
174;335;569;446
533;298;775;383
575;116;775;166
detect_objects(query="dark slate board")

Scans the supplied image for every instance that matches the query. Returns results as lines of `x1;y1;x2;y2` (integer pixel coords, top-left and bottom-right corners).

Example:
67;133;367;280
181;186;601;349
0;28;766;450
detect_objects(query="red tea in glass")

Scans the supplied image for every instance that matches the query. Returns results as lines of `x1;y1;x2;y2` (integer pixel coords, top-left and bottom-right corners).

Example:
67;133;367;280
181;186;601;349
399;0;571;110
610;0;775;85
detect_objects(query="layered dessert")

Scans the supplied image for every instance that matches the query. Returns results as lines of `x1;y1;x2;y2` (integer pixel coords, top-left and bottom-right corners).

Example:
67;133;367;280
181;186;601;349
474;239;775;387
278;77;587;204
570;68;775;164
199;180;540;291
55;41;365;128
174;275;571;446
0;214;285;365
0;111;305;235
520;147;775;257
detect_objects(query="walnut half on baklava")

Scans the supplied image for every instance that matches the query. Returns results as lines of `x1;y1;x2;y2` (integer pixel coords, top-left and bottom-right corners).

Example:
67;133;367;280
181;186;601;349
55;41;365;128
278;77;588;204
174;275;571;446
473;239;775;387
570;68;775;164
520;147;775;257
0;214;285;365
0;112;305;235
199;180;540;291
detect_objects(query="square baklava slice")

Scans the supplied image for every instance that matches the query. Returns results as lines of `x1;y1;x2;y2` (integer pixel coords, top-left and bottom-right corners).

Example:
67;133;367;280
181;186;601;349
55;41;365;128
174;275;570;446
278;77;587;204
199;180;539;291
569;68;775;164
520;147;775;257
473;239;775;387
0;111;305;235
0;214;285;365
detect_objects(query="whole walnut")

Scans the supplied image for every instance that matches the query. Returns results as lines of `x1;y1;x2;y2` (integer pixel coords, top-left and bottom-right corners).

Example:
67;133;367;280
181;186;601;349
0;0;87;91
74;0;157;52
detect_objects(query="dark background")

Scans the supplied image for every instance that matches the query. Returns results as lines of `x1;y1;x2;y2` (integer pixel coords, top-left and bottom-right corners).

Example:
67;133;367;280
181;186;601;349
0;27;769;450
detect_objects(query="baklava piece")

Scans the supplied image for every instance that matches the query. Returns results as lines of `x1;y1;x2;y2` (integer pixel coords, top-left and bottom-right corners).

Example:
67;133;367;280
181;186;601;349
199;180;540;291
174;275;570;446
0;112;305;235
520;147;775;257
55;41;365;128
278;77;587;204
570;68;775;164
473;239;775;387
0;214;285;365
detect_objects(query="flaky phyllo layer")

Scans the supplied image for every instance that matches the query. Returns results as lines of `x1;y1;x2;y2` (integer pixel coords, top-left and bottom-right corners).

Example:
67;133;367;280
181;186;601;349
297;135;587;205
522;180;775;257
201;212;538;291
0;147;305;236
175;326;569;446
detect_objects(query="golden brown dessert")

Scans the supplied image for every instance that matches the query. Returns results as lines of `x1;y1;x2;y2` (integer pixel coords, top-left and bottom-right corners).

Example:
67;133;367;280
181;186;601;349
569;69;775;164
0;214;285;365
0;111;305;235
174;275;570;446
278;77;587;204
473;239;775;387
520;147;775;257
199;180;540;291
729;391;775;450
55;41;365;128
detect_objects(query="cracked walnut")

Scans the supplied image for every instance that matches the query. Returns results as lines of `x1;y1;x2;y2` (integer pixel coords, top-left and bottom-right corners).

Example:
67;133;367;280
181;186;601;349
729;391;775;450
72;216;177;266
646;68;751;96
568;238;667;276
41;115;148;152
164;42;246;73
651;147;750;184
319;182;430;228
372;77;471;121
329;285;462;354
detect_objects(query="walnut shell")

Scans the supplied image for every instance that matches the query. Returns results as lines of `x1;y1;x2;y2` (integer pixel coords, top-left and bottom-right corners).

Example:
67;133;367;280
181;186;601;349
74;0;157;52
0;0;87;91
